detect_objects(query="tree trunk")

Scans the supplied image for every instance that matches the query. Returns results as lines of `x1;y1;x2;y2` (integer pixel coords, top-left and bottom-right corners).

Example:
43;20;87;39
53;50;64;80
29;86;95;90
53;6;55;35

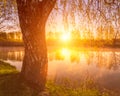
16;0;56;91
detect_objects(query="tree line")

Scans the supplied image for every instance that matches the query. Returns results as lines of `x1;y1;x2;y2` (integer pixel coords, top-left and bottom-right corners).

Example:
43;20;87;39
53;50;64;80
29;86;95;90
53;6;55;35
0;31;22;41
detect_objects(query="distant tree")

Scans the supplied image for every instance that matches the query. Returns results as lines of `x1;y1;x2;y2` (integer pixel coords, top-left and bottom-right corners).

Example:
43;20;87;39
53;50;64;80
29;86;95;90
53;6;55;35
0;32;7;39
0;0;16;32
16;0;56;91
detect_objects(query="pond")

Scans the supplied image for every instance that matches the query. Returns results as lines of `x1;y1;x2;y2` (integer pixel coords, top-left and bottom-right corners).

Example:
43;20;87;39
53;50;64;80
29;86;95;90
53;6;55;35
0;46;120;91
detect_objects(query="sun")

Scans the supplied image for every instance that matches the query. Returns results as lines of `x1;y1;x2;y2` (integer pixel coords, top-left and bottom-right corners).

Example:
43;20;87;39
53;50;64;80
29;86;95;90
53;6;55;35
60;33;71;42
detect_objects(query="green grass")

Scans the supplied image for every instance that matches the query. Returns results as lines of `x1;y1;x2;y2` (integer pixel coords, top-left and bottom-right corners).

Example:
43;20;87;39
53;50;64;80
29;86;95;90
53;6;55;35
0;61;18;75
0;60;39;96
0;60;116;96
46;80;110;96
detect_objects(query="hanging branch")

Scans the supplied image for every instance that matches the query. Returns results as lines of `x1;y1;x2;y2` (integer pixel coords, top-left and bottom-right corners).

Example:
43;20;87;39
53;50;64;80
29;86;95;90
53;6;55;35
104;0;115;5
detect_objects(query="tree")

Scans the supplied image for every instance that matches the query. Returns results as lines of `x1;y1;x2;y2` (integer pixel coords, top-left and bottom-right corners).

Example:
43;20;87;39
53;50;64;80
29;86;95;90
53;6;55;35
16;0;56;91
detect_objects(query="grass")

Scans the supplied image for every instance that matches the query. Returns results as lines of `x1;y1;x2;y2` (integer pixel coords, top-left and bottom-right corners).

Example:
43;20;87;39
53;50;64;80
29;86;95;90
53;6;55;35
46;80;110;96
0;61;18;75
46;81;99;96
0;60;39;96
0;60;117;96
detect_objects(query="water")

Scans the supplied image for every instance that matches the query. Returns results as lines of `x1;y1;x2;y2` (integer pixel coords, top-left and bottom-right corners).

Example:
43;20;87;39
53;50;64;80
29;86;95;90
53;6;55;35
0;46;120;90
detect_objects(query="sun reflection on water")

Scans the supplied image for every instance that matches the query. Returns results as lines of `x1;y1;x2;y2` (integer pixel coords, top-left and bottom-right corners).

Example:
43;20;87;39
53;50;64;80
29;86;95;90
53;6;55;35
61;48;71;57
56;47;80;62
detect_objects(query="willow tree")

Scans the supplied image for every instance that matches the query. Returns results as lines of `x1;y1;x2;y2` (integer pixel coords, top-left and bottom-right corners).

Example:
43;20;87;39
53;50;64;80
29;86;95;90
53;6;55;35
16;0;56;91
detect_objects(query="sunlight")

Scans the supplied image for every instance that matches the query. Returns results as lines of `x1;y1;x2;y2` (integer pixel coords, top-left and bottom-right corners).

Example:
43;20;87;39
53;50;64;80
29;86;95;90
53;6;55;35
60;33;71;42
61;48;71;57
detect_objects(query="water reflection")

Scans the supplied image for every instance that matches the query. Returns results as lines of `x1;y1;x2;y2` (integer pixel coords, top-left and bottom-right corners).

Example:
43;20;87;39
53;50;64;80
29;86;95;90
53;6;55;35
0;47;24;71
0;47;120;71
0;47;120;90
50;48;120;90
49;48;120;71
0;47;24;61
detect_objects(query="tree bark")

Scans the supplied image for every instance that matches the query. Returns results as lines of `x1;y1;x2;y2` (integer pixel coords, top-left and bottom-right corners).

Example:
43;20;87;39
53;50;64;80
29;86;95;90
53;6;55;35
16;0;56;91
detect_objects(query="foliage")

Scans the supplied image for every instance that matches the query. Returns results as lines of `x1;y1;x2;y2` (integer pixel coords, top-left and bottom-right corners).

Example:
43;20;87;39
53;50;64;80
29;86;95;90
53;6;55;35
47;0;120;42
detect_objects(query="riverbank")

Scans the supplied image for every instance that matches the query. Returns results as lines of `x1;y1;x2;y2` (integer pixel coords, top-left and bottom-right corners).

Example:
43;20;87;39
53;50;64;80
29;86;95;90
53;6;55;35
0;39;120;48
47;39;120;48
0;60;119;96
0;41;23;46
